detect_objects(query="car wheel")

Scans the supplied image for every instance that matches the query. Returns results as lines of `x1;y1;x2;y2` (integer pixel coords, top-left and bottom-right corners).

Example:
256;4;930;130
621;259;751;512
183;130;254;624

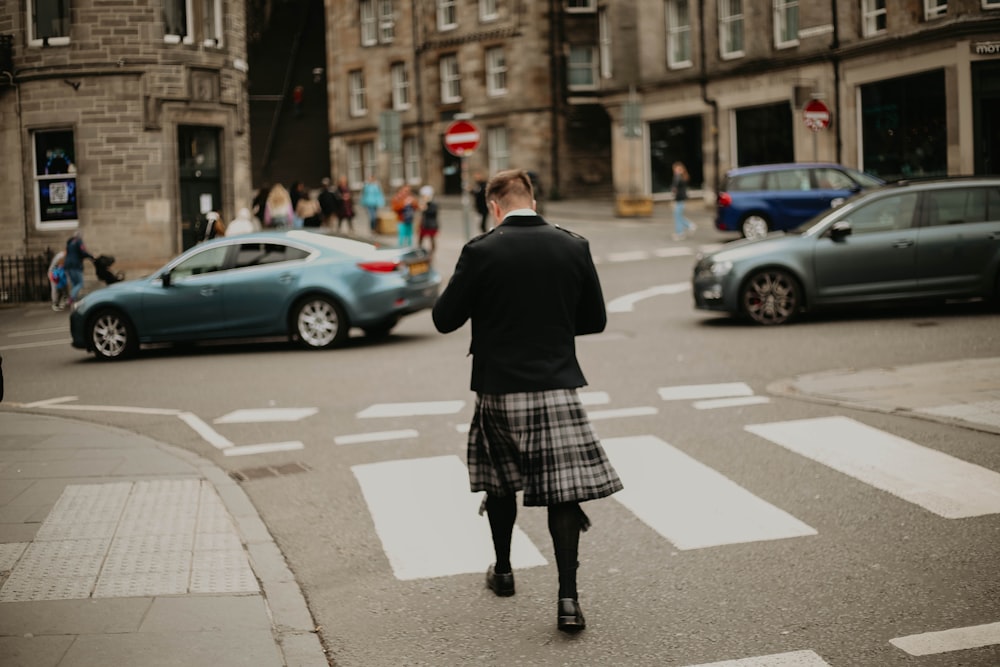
293;295;348;349
741;214;770;240
741;269;801;325
89;309;138;360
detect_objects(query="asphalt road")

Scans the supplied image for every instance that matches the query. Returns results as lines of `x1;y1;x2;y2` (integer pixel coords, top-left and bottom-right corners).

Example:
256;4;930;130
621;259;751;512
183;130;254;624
2;204;999;666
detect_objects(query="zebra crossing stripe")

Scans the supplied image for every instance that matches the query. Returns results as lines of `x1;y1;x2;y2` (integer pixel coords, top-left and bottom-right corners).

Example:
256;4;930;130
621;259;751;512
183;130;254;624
602;436;816;550
684;650;831;666
890;621;1000;656
659;383;755;401
351;456;547;580
746;416;1000;519
357;401;465;418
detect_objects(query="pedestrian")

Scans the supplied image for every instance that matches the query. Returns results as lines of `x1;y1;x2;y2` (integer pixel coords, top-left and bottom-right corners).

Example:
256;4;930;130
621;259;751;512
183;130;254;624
360;174;386;234
295;187;323;228
318;177;342;229
203;211;225;241
335;176;355;233
64;231;95;305
290;181;308;229
671;161;696;240
251;184;270;221
417;185;439;255
390;184;416;247
227;208;256;235
263;184;294;229
472;171;489;233
432;169;622;633
48;250;68;311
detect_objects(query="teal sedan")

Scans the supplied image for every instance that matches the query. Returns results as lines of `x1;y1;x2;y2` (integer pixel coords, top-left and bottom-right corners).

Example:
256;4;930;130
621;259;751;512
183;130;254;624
71;231;441;360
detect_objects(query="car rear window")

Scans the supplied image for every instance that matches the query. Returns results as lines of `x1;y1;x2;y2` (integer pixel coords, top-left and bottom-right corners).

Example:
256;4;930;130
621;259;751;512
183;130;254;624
726;173;766;191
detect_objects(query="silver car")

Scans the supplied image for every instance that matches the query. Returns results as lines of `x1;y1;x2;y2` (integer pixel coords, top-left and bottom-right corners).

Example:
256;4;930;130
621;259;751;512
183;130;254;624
694;178;1000;324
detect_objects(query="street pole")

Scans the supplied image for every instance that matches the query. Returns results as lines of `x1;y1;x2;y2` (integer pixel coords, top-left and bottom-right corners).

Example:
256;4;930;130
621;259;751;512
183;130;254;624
460;155;471;240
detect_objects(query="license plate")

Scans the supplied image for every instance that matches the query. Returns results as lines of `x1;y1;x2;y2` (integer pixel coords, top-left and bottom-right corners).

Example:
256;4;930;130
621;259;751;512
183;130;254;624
408;261;429;276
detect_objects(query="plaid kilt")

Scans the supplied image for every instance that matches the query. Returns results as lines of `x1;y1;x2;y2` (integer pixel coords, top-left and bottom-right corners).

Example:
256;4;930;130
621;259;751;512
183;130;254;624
467;388;624;506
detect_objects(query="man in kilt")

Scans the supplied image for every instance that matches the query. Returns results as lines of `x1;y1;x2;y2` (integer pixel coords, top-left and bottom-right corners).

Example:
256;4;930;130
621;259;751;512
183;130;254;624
432;169;623;632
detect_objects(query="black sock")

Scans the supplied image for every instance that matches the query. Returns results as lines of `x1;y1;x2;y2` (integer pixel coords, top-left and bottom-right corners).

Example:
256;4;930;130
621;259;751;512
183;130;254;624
548;502;583;600
485;494;517;573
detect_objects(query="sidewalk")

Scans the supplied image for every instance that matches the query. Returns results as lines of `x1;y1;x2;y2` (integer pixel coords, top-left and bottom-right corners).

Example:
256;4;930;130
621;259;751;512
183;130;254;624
0;411;328;667
769;357;1000;436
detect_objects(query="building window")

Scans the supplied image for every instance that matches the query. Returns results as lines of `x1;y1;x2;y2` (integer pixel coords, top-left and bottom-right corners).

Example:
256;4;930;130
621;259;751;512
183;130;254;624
438;0;457;30
487;126;509;174
389;150;404;186
984;0;1000;7
862;0;887;36
379;0;395;42
480;0;498;21
719;0;744;59
924;0;947;18
360;0;377;45
391;62;411;110
566;0;597;12
202;0;222;47
486;47;508;96
349;70;367;116
599;9;613;78
773;0;798;48
29;0;71;45
348;143;363;188
440;54;462;103
404;136;421;184
163;0;193;43
33;129;79;228
363;141;377;183
666;0;692;69
567;46;598;91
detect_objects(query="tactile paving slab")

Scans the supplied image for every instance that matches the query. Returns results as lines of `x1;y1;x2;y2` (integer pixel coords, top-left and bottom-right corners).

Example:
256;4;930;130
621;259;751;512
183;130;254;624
0;480;259;602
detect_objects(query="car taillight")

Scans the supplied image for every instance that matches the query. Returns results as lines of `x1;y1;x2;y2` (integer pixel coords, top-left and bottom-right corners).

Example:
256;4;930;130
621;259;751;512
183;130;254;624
717;192;732;208
358;260;401;273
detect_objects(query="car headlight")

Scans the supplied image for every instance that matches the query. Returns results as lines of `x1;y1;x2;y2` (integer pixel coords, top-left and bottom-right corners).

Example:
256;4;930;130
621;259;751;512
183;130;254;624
697;260;733;280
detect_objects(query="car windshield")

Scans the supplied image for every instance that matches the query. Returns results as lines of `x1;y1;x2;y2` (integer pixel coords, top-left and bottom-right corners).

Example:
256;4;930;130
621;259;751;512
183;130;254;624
799;188;877;236
844;168;884;188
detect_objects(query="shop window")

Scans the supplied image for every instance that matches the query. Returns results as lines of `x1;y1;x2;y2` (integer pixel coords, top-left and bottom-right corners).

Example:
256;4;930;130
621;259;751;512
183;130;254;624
734;102;793;167
666;0;692;69
719;0;744;59
860;69;947;182
862;0;887;36
33;129;78;228
773;0;799;48
649;116;703;194
29;0;70;46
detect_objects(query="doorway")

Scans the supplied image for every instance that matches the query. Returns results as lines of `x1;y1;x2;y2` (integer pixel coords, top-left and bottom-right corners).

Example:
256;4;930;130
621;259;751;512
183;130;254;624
178;125;222;251
973;62;1000;176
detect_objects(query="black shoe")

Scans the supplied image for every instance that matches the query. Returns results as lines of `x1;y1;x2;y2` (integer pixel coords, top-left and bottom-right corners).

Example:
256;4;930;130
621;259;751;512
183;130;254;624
557;598;585;632
486;564;515;597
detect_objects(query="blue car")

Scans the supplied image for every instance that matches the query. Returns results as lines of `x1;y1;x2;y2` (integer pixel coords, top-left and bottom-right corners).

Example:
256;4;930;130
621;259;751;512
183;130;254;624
70;231;441;360
715;163;884;240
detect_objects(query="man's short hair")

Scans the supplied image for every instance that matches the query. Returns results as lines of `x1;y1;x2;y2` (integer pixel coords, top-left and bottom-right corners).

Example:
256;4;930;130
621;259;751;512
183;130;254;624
486;169;534;208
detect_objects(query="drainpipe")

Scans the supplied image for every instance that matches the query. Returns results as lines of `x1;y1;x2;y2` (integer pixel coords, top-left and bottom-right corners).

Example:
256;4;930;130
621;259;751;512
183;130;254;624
548;0;561;198
829;0;843;164
698;0;719;194
411;0;426;187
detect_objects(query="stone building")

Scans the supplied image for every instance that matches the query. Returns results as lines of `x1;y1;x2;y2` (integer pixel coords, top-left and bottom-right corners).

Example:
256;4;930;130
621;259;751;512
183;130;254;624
606;0;1000;201
324;0;613;201
0;0;252;270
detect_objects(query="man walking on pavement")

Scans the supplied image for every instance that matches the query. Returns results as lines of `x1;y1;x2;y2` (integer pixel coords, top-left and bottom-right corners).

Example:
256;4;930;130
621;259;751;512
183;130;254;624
432;169;623;633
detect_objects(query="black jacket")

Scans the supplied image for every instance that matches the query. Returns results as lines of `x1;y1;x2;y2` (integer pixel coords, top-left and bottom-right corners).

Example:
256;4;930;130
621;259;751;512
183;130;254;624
432;215;606;394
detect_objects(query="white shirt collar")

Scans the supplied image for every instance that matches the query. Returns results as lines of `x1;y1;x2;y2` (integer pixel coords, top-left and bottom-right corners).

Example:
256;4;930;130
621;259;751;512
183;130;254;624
502;208;537;221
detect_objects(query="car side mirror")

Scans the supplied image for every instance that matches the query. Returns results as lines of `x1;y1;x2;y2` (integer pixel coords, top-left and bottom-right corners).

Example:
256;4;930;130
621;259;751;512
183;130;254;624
830;220;852;240
161;271;172;287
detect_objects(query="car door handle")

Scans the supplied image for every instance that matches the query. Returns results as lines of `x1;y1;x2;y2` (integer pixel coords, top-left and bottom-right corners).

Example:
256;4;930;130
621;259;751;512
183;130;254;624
200;287;217;296
278;273;294;284
892;239;914;248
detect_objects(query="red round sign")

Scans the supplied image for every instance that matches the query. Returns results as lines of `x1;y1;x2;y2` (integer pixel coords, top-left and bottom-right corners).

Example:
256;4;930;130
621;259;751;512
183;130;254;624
803;99;831;131
444;120;481;156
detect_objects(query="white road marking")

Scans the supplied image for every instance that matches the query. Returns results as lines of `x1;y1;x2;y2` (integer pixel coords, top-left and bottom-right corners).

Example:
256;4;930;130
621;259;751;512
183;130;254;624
607;250;651;263
30;401;180;416
352;456;547;580
694;396;771;410
7;327;67;337
659;382;755;401
335;430;419;445
578;391;610;406
588;406;658;420
684;650;832;666
746;416;1000;518
603;435;816;550
607;283;690;313
890;621;1000;656
358;400;466;418
222;441;305;457
214;408;318;423
456;423;470;434
20;396;80;408
653;247;695;258
177;412;234;450
0;339;72;350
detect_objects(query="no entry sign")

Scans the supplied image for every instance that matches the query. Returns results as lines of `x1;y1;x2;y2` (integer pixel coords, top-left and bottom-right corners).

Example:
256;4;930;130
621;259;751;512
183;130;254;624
444;120;481;156
803;99;831;131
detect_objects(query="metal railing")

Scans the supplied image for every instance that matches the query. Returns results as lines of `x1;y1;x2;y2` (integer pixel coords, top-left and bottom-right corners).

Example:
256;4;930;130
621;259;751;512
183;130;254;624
0;251;52;304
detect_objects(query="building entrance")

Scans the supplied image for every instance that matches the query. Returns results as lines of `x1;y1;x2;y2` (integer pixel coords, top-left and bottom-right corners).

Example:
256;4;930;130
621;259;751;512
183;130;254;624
973;62;1000;175
177;125;222;251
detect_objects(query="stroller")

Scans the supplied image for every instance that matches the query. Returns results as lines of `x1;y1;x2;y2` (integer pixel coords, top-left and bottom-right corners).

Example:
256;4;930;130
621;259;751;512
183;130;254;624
92;255;125;285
